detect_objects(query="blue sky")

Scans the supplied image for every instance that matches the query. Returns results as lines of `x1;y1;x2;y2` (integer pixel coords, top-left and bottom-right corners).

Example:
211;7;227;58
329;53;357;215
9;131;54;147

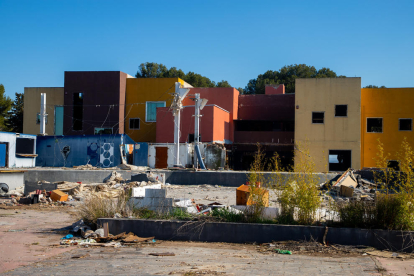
1;0;413;98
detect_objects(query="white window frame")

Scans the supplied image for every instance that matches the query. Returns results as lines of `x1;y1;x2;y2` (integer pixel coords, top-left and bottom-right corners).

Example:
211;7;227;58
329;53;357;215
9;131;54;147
399;118;412;131
366;117;383;133
312;111;325;124
335;104;348;117
129;118;140;130
145;101;166;122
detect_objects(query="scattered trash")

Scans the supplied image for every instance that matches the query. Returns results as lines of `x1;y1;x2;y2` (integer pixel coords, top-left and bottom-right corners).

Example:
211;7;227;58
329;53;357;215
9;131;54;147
71;253;90;259
71;219;92;236
149;252;175;256
61;234;74;239
275;249;292;255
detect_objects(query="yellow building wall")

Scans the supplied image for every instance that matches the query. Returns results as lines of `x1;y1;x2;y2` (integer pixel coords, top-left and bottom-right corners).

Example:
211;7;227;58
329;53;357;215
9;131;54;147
295;78;362;172
361;88;414;168
125;78;184;142
23;87;64;135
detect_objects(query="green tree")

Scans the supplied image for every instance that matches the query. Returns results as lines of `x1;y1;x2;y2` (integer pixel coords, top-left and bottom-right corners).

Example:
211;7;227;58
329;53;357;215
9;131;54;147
5;92;24;133
135;62;231;88
135;62;168;78
243;64;346;94
0;84;13;131
216;80;232;87
364;85;386;88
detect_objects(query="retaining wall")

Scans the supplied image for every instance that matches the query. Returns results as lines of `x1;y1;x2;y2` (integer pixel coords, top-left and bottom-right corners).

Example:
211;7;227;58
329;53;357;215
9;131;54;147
156;171;340;187
24;169;340;189
97;218;414;252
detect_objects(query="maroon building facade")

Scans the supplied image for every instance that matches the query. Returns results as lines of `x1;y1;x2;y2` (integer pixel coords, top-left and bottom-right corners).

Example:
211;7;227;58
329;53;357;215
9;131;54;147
229;85;295;170
63;71;128;136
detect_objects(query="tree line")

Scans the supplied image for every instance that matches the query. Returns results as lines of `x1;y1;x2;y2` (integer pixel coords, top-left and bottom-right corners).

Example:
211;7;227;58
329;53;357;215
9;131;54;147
0;84;23;132
136;62;386;93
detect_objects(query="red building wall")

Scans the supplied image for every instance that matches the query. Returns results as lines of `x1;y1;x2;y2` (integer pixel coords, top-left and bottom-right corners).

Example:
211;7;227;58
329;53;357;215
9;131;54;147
155;105;230;143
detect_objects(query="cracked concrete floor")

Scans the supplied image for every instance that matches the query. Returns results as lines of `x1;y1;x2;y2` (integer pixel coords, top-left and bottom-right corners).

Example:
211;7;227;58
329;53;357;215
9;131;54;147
3;241;384;276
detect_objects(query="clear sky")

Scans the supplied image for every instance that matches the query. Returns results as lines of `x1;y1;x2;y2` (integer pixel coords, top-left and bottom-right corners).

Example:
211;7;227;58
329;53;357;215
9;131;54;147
1;0;413;98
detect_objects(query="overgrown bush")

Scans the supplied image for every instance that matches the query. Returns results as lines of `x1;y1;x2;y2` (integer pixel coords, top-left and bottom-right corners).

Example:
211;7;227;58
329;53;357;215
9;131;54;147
337;138;414;230
77;189;133;227
246;144;267;222
273;142;321;225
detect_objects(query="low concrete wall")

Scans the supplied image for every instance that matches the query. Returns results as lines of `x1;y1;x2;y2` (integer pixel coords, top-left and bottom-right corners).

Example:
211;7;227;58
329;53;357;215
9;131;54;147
25;169;340;188
0;171;25;191
24;169;137;184
156;171;339;187
98;218;414;252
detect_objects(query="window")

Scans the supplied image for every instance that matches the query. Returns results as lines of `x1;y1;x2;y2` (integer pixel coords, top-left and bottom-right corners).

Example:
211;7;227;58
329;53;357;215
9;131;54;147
129;118;140;130
399;119;412;131
36;113;48;124
329;150;351;171
146;101;166;122
335;105;347;117
312;112;324;124
367;118;383;133
73;93;83;131
16;138;35;154
188;133;201;143
94;128;112;135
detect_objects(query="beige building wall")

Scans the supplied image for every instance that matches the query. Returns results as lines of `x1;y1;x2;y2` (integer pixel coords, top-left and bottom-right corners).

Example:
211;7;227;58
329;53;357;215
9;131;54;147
295;78;361;172
23;87;64;135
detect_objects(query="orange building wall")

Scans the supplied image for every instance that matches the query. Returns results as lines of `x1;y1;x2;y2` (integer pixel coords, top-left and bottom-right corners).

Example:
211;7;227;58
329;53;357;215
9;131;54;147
182;87;239;141
155;105;230;143
361;88;414;168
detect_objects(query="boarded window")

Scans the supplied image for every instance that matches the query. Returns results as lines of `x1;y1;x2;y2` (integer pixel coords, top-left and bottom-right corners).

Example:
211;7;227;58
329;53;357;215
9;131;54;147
129;118;140;129
399;119;412;131
312;112;324;124
367;118;382;133
16;138;35;154
73;93;83;131
146;101;166;122
335;105;347;117
329;150;351;171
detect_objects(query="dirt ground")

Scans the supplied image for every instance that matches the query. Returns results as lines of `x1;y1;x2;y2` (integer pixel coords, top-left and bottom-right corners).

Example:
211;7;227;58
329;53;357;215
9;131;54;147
1;192;414;275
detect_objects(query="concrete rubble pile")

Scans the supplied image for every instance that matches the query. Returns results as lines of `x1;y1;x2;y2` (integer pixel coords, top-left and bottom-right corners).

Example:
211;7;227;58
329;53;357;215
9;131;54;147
0;171;165;207
320;168;378;204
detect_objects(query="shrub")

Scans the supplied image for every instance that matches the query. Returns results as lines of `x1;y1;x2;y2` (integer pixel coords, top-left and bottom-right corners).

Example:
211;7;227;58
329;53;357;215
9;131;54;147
275;142;321;225
337;138;414;231
77;189;133;227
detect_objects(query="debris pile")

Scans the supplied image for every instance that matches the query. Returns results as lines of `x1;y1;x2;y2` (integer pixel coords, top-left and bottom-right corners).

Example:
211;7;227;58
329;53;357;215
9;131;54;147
321;169;377;203
59;219;155;248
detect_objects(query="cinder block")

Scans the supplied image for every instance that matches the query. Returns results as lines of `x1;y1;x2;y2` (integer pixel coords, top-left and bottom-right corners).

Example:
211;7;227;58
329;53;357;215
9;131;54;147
129;198;144;208
145;188;167;198
131;184;162;197
144;197;173;208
